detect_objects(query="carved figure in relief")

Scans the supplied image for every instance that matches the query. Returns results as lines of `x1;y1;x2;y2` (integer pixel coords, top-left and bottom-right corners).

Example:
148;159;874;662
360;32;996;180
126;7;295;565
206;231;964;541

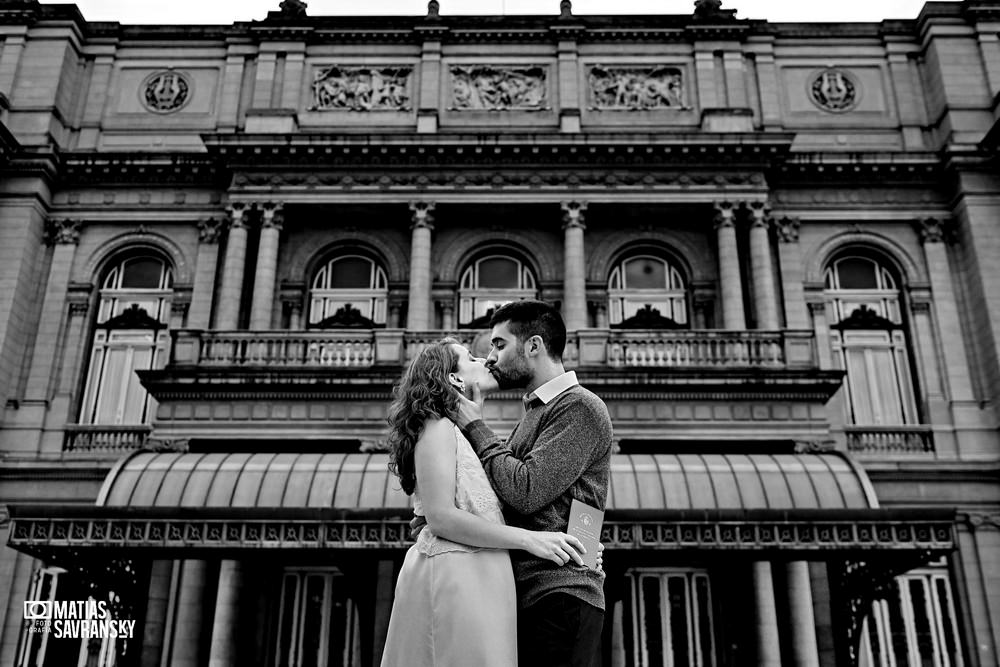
588;66;684;109
450;66;547;110
311;66;411;111
810;69;858;112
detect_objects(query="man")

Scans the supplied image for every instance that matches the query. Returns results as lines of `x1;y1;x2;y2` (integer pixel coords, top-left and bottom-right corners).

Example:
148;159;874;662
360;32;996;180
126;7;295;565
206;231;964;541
453;300;614;667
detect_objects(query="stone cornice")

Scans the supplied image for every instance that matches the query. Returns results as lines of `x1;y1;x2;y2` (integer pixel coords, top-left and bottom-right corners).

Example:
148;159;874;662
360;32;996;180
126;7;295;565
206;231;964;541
59;152;224;187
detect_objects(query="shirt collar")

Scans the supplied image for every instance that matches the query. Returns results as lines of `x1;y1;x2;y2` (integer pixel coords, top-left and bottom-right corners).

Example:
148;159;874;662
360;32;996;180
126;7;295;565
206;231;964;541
522;371;579;409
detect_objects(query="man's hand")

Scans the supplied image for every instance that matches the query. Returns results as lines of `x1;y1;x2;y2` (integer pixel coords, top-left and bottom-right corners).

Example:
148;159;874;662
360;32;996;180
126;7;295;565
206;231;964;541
452;380;485;429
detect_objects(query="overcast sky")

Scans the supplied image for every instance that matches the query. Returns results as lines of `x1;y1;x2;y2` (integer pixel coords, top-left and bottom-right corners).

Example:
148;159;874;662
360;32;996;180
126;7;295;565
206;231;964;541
49;0;956;24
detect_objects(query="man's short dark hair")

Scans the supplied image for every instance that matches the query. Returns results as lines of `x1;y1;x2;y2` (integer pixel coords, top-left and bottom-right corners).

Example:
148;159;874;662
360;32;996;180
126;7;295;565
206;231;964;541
490;300;566;359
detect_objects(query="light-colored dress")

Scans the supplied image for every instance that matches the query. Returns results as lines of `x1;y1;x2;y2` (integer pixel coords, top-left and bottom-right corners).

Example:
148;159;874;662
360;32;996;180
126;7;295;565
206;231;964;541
380;424;518;667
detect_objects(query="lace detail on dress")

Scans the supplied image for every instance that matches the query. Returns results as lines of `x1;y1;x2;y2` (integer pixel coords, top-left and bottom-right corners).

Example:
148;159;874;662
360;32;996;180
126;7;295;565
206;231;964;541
413;424;505;557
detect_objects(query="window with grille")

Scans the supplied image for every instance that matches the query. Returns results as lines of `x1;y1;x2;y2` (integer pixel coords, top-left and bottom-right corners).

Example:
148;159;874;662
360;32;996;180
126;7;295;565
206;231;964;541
309;255;388;327
608;255;688;327
627;569;715;667
859;564;964;667
458;255;537;327
79;255;172;426
274;569;361;667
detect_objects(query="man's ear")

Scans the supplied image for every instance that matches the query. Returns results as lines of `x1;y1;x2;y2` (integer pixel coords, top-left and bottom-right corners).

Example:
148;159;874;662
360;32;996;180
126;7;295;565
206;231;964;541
525;335;543;357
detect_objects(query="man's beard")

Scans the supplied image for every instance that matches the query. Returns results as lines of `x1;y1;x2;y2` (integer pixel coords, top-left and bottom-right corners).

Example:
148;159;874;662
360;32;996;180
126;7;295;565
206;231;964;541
489;354;533;390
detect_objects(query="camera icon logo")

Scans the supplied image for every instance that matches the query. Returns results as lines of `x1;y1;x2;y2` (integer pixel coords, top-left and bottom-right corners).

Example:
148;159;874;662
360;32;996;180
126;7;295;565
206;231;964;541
23;601;52;620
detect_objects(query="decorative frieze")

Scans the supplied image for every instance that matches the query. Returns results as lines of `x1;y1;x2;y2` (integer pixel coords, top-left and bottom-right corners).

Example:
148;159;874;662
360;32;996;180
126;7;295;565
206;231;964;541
141;70;191;114
45;218;82;246
774;216;801;243
311;66;411;111
197;217;224;244
588;66;685;110
809;68;859;113
449;66;547;110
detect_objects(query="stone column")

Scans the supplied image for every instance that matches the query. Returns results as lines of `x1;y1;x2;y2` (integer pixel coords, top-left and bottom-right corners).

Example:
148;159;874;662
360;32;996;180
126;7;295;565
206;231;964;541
753;561;782;667
714;201;746;330
250;202;283;330
25;219;82;402
372;560;394;666
561;201;589;331
748;201;779;330
208;560;244;667
775;217;808;329
786;561;820;666
918;218;976;404
168;560;209;667
215;204;249;330
188;218;223;329
407;202;435;330
808;301;833;370
140;560;173;667
440;301;455;330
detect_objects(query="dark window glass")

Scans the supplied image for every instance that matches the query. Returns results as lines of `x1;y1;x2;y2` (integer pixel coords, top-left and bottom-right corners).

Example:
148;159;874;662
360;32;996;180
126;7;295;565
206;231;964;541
329;258;372;289
908;579;935;666
277;574;298;667
301;575;325;667
477;257;520;288
695;577;713;665
642;577;664;666
668;577;690;666
121;258;164;289
935;578;958;661
887;580;909;662
836;258;878;289
625;258;666;290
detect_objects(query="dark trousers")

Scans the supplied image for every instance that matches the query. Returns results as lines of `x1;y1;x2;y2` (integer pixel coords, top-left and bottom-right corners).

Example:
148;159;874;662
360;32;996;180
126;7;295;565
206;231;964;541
518;592;604;667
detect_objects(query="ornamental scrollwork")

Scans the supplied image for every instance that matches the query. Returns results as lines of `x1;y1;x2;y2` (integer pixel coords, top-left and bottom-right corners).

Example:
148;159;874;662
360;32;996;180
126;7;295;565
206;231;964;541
311;66;411;111
809;68;859;113
141;70;191;113
588;66;685;110
450;66;547;111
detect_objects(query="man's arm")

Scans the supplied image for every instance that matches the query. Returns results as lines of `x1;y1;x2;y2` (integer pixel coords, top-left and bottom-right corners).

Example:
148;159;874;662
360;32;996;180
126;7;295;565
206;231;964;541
464;394;611;515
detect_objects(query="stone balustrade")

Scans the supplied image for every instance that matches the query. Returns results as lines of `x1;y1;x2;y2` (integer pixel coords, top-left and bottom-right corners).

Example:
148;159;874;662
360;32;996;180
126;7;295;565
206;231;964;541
169;329;817;370
844;425;935;455
63;424;152;452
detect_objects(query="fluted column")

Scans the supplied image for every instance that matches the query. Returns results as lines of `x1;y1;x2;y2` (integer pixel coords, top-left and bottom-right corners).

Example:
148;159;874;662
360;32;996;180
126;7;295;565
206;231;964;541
561;201;589;330
714;201;746;329
216;204;249;329
189;217;223;329
918;218;975;403
407;202;435;330
753;561;782;667
208;560;244;667
786;561;820;666
748;201;779;330
250;202;283;330
168;559;209;667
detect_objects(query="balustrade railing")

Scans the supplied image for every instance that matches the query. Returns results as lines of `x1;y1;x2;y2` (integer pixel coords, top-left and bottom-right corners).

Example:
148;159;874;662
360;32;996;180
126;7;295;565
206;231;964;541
63;424;151;453
845;425;935;455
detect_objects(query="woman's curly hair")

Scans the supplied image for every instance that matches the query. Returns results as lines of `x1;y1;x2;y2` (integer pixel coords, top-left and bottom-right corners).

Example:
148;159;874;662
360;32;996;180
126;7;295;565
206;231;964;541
387;338;462;495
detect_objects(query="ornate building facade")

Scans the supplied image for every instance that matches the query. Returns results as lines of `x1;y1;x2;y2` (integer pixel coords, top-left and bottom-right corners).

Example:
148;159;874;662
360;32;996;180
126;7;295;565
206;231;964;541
0;0;998;665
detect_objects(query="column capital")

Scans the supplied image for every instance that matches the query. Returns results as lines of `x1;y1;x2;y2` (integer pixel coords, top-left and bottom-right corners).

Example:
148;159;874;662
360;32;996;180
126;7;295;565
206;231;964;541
746;200;771;228
713;201;737;229
807;300;826;315
916;217;952;245
561;201;588;230
774;216;801;243
226;202;249;230
261;201;284;230
409;201;436;230
197;217;225;244
45;218;82;246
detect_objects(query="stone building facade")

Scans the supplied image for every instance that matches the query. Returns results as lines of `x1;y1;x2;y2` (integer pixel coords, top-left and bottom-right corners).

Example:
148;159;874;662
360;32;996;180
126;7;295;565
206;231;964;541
0;0;998;665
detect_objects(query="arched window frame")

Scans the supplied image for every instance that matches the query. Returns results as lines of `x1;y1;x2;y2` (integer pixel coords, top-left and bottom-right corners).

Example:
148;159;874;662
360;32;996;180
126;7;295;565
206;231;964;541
824;252;918;426
308;254;389;328
607;253;689;328
79;254;172;426
457;254;537;327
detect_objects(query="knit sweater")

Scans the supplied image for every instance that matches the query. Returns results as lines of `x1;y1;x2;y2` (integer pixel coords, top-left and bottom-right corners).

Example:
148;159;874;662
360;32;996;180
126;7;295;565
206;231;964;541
463;384;613;611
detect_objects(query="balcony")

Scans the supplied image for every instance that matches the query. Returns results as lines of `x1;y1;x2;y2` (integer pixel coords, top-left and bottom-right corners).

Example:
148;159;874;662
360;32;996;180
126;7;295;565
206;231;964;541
845;425;935;456
63;424;152;453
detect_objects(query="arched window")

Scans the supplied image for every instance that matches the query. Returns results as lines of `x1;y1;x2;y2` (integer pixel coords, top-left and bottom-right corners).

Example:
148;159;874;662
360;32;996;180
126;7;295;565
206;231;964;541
458;254;537;327
309;254;388;328
824;253;917;425
608;254;688;328
80;254;172;425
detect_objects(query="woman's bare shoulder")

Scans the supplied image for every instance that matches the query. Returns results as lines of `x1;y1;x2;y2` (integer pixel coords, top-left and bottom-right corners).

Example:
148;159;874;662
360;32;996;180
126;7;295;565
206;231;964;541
416;417;456;445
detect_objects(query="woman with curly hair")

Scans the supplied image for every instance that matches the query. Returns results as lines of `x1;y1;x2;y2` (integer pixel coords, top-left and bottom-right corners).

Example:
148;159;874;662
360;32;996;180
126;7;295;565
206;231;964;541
380;339;587;667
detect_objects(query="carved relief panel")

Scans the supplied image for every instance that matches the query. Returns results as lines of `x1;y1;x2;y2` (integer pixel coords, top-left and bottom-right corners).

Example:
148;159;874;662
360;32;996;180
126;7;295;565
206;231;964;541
310;66;412;111
587;66;687;110
448;66;548;110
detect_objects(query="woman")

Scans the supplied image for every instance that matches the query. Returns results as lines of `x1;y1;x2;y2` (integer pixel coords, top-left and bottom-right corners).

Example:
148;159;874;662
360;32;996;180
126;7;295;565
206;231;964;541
381;339;589;667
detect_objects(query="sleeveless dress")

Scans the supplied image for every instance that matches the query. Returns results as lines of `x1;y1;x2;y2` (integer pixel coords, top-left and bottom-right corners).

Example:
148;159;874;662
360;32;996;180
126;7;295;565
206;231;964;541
380;424;518;667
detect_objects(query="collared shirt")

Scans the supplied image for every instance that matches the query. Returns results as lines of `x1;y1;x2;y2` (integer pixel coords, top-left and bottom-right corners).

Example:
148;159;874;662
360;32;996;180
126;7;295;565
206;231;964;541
521;370;579;412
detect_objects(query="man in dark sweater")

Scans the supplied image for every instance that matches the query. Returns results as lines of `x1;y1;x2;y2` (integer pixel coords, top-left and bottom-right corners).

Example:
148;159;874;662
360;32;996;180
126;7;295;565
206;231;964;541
453;300;614;667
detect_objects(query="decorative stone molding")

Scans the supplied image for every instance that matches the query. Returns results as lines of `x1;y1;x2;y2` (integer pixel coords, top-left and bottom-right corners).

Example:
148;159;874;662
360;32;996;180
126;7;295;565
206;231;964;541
45;218;82;246
197;217;224;244
426;0;440;18
960;512;1000;530
916;217;951;245
141;438;190;453
449;66;547;111
561;201;587;229
809;68;859;113
261;201;284;230
909;300;932;314
278;0;307;17
170;301;191;318
588;66;685;110
141;70;191;114
746;200;770;228
807;301;827;315
68;301;91;317
311;66;411;111
409;201;435;229
774;216;801;243
226;202;249;230
712;201;736;229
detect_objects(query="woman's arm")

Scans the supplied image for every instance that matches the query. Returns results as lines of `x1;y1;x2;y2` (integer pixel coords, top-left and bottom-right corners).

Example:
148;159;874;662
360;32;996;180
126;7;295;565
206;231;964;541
415;418;586;566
